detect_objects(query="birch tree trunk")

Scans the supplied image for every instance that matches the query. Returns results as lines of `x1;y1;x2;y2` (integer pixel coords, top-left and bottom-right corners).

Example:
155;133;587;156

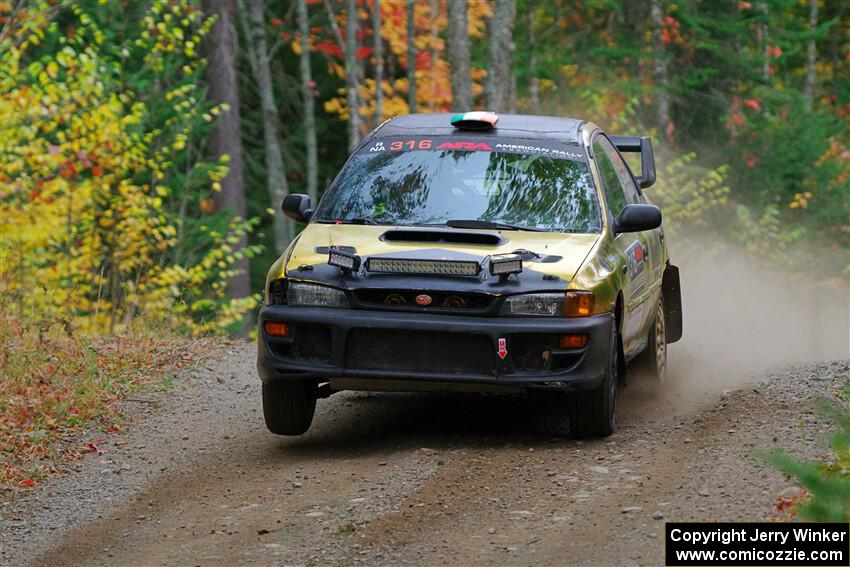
297;0;319;204
650;0;671;140
373;0;383;124
427;0;439;111
245;0;292;253
804;0;818;111
406;0;417;113
447;0;471;111
758;2;770;82
345;0;361;150
202;0;251;299
486;0;516;112
527;10;540;114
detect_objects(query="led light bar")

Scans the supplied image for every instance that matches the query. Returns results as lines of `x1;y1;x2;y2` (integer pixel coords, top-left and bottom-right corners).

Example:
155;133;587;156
328;248;361;271
366;257;481;276
489;255;523;277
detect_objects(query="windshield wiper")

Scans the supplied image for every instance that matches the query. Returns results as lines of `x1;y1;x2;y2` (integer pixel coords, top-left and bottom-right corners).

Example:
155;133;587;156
443;219;545;232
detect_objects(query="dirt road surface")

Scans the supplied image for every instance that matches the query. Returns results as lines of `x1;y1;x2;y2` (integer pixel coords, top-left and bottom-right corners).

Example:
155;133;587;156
2;254;849;567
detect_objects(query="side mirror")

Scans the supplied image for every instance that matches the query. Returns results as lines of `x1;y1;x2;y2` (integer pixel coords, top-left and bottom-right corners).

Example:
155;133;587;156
615;204;662;234
282;194;312;223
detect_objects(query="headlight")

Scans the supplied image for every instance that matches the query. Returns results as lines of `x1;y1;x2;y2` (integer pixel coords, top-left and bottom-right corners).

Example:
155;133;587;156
500;293;565;316
266;279;288;305
287;282;349;308
499;291;596;317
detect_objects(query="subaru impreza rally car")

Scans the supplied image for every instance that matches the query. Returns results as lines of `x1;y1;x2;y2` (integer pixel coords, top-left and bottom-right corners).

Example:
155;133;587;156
257;112;682;437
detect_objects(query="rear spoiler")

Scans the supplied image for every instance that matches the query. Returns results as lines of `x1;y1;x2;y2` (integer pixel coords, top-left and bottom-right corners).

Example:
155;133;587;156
609;135;656;189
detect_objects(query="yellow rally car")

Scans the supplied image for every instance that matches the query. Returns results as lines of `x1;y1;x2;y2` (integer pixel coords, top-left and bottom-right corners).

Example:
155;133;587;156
257;112;682;437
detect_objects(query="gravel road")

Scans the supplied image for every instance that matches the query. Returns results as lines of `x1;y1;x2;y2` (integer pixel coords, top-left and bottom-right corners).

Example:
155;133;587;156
1;339;847;566
2;254;848;567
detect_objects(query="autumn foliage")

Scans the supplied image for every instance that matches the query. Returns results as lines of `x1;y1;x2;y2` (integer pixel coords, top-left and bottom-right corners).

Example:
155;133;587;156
0;1;260;337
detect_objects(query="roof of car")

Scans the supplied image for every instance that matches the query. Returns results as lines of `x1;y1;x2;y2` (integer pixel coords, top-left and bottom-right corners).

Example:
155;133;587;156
364;113;587;145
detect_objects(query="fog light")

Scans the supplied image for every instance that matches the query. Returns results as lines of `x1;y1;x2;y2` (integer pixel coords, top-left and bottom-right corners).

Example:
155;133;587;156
264;321;289;337
559;334;588;349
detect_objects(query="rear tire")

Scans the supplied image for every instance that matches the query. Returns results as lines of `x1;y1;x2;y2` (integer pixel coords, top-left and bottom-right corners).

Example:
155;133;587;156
646;296;668;381
569;322;619;438
262;380;317;435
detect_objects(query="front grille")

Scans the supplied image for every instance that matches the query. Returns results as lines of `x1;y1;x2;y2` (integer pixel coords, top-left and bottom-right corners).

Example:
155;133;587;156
345;329;495;375
354;289;494;312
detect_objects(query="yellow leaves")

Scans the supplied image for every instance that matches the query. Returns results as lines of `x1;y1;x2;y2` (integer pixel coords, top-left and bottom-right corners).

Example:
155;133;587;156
790;192;813;210
1;0;256;337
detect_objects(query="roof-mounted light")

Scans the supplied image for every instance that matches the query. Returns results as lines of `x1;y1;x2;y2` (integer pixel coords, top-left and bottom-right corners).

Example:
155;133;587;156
450;111;499;130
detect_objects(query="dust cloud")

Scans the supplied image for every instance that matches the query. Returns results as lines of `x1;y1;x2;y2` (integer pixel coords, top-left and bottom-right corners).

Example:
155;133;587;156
626;237;849;415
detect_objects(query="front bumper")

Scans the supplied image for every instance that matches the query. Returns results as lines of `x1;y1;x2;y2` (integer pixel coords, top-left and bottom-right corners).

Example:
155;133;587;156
257;306;613;391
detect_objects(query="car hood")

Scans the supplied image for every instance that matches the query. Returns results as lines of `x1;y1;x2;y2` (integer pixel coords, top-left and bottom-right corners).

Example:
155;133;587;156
282;224;599;284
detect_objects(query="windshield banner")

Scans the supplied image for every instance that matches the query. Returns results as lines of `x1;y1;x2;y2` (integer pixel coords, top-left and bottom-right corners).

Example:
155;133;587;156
361;136;586;161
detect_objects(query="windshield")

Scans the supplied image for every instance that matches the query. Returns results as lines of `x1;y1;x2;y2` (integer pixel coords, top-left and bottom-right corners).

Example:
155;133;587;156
313;138;601;233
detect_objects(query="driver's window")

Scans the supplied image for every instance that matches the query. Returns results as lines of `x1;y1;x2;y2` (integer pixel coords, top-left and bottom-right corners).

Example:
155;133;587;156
592;139;628;218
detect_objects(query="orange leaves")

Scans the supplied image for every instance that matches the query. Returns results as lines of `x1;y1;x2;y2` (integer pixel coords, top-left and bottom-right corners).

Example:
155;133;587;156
314;38;343;59
199;197;215;214
661;16;684;46
745;153;758;168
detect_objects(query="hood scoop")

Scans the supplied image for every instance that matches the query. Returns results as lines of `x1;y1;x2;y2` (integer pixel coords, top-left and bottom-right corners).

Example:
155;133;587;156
380;228;505;246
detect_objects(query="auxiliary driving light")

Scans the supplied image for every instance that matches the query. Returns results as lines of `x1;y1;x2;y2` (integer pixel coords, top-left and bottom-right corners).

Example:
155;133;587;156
489;255;523;278
263;321;289;337
328;248;361;272
366;257;481;276
559;334;588;349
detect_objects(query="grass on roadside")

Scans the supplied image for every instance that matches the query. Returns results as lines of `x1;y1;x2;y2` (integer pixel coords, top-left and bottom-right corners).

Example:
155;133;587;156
0;310;213;495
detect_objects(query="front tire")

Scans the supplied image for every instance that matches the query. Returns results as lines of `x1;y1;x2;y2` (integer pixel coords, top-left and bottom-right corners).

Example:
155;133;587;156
262;380;317;435
569;322;619;437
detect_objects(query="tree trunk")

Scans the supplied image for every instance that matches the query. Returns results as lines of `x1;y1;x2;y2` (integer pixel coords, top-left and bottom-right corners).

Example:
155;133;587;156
345;0;361;150
758;2;770;82
446;0;471;111
298;0;319;204
804;0;818;111
527;10;540;114
245;0;292;253
373;0;384;124
486;0;516;112
202;0;251;300
427;0;439;111
406;0;417;113
650;0;671;141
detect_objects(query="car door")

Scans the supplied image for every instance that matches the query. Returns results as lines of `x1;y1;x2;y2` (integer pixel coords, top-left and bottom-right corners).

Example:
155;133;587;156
592;135;653;356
